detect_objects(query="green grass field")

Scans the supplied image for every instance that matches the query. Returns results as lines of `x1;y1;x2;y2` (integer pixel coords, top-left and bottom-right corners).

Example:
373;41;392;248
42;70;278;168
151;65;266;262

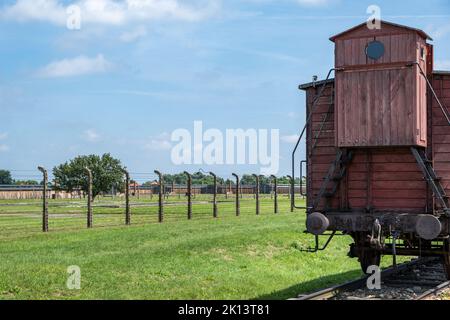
0;196;395;300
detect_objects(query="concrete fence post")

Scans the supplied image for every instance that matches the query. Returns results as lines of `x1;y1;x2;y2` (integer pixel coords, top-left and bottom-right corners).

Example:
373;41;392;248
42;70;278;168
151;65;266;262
172;181;175;198
232;173;240;217
122;169;131;226
224;180;228;200
85;167;93;228
287;175;294;212
271;175;278;214
252;174;260;215
154;170;164;223
37;166;49;232
210;172;218;218
184;171;193;220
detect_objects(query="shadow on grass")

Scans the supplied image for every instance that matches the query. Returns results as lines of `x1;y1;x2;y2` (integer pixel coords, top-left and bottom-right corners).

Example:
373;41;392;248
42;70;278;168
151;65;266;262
254;269;363;300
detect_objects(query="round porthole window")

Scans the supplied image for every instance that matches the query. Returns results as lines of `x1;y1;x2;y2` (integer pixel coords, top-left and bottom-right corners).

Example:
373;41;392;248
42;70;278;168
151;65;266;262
366;41;385;60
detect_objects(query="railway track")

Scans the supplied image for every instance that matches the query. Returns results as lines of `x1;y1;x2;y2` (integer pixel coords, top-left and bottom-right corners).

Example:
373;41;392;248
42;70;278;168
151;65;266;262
293;258;450;300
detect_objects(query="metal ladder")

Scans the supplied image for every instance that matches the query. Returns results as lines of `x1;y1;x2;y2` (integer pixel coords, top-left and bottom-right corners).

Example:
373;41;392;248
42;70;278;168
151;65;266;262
309;84;335;158
311;149;353;212
411;147;450;216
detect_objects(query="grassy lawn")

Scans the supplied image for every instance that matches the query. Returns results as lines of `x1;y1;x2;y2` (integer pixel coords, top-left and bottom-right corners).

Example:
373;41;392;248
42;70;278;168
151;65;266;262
0;196;395;300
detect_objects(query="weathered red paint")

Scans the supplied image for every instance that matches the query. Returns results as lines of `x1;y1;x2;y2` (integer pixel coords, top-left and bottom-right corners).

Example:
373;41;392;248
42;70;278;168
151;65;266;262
303;73;450;214
332;21;429;148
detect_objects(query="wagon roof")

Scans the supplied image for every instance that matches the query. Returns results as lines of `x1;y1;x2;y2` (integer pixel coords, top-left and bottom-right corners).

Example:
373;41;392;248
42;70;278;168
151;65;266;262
434;70;450;76
298;70;448;90
298;78;334;91
329;20;432;42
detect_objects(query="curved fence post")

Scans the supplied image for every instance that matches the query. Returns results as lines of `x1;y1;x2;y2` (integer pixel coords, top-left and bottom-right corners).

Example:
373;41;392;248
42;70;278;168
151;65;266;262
287;175;294;213
184;171;193;220
85;167;93;228
232;173;240;217
37;166;49;232
122;168;131;226
252;174;260;215
210;172;218;218
154;170;164;223
271;175;278;214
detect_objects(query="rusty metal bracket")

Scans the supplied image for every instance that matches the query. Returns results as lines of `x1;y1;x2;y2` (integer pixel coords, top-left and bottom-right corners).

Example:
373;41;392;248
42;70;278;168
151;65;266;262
301;231;337;253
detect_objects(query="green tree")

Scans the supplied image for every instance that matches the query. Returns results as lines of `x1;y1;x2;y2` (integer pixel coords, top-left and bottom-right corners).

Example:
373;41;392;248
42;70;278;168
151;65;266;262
53;154;125;199
160;172;225;186
0;170;13;185
14;180;39;186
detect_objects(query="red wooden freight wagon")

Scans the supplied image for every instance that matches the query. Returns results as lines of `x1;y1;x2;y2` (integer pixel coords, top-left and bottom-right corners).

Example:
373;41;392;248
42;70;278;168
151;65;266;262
293;21;450;277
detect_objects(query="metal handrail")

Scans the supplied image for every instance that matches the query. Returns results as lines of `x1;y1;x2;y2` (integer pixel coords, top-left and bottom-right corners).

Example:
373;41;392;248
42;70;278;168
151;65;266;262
300;160;307;197
291;68;338;210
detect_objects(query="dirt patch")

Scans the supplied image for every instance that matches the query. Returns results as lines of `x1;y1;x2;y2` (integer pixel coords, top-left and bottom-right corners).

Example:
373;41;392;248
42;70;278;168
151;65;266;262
246;244;284;259
209;248;234;262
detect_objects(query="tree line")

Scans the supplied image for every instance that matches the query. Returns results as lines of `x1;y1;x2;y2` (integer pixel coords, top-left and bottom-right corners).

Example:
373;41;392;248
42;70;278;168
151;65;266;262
1;153;303;200
0;170;40;185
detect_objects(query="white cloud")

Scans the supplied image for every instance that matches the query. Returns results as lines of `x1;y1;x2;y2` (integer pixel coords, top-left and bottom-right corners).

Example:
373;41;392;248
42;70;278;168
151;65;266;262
83;129;101;142
435;60;450;71
144;132;172;151
287;112;297;119
281;134;300;144
37;54;112;78
119;26;147;42
0;0;67;25
427;23;450;40
296;0;333;7
0;0;220;26
0;133;9;152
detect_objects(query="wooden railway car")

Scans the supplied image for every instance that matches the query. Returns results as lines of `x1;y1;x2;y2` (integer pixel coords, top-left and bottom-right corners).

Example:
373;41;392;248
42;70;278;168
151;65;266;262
294;21;450;278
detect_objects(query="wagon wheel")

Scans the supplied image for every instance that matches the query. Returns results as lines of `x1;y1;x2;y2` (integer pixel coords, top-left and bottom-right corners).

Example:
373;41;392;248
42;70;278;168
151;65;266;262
358;248;381;274
442;240;450;280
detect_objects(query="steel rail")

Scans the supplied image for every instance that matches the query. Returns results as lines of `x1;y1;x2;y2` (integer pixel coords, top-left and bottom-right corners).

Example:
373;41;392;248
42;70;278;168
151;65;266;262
293;259;432;301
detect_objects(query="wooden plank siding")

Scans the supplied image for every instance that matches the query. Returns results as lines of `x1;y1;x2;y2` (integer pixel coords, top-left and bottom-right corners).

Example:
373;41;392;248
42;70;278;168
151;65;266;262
347;148;427;212
305;81;429;213
303;72;449;214
432;73;450;205
334;24;428;148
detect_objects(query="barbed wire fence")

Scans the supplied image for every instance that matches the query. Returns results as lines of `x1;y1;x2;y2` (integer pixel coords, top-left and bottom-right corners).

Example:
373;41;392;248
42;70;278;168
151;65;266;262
0;168;306;239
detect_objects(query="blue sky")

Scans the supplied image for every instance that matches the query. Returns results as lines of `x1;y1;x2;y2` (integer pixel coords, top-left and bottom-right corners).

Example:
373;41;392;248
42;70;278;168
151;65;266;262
1;0;450;181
